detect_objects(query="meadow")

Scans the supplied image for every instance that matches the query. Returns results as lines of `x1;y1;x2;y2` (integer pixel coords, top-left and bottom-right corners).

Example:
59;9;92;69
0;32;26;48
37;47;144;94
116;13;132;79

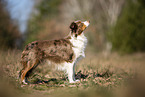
0;49;145;97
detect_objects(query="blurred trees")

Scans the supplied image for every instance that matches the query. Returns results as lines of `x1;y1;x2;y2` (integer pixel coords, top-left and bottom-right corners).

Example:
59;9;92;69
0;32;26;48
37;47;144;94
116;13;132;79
25;0;64;46
109;0;145;53
26;0;125;52
25;0;145;54
61;0;125;53
0;1;20;49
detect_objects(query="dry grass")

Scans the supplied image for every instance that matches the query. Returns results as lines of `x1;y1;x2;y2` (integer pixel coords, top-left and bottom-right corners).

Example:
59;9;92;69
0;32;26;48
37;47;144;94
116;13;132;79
0;49;145;97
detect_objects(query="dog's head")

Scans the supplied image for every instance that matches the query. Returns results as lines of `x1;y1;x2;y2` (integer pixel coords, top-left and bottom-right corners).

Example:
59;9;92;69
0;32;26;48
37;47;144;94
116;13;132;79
70;20;90;37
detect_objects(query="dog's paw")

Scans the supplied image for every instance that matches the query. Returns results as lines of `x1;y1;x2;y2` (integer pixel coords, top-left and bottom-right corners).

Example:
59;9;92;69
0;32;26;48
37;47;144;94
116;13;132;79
69;79;80;83
75;79;80;82
22;79;30;85
22;80;28;85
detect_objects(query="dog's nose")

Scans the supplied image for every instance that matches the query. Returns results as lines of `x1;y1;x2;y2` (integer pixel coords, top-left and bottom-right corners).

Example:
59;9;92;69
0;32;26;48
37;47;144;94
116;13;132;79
84;21;90;27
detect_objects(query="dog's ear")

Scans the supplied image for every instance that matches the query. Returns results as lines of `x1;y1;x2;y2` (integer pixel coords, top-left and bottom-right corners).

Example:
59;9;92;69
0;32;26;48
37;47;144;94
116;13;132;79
70;22;78;32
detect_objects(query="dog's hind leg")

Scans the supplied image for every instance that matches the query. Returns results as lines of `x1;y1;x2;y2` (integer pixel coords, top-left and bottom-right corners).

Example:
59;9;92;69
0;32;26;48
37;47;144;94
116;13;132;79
20;59;39;84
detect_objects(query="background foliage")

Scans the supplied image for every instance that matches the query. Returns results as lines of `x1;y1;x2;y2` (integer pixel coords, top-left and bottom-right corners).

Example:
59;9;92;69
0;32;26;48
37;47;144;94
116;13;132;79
26;0;125;53
0;0;145;54
0;1;20;49
109;0;145;53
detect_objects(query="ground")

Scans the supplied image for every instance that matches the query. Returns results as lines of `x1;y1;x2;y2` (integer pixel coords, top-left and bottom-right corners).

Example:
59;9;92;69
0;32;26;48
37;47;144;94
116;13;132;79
0;50;145;97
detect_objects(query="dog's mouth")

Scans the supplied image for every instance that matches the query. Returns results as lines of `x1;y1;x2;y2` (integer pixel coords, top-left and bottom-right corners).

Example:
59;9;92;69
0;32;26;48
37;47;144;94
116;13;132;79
83;20;90;27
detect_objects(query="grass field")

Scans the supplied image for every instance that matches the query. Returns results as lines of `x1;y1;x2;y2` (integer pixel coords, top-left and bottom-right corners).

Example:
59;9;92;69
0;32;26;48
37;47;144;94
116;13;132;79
0;50;145;97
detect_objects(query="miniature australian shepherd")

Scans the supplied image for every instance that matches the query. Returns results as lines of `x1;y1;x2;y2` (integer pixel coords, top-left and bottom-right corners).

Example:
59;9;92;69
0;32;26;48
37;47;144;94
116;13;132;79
19;20;90;84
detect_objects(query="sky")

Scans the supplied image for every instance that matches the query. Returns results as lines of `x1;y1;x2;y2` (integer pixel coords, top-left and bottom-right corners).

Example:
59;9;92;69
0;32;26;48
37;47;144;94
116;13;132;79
6;0;35;34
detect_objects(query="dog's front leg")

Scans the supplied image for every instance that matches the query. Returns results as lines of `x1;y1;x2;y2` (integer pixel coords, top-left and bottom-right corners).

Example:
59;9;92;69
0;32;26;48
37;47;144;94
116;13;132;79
67;63;74;83
66;62;79;83
66;63;75;83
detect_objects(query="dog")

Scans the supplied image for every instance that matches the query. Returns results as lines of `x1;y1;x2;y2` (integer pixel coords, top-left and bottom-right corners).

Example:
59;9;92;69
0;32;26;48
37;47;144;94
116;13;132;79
19;20;90;84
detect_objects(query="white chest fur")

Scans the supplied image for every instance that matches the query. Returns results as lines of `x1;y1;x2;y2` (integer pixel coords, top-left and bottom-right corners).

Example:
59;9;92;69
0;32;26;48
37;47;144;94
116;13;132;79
69;33;87;59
